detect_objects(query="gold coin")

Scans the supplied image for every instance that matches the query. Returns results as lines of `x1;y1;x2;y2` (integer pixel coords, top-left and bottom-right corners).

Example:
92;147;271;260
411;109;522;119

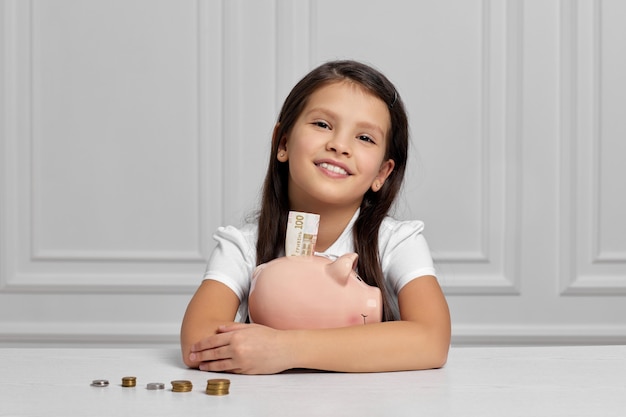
121;376;137;387
171;380;193;392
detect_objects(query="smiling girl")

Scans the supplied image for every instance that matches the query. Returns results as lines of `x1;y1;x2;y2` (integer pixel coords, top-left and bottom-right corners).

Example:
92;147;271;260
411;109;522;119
180;60;451;374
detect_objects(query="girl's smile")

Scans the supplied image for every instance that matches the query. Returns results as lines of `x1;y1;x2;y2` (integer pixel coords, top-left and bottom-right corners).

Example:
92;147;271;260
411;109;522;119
315;160;352;177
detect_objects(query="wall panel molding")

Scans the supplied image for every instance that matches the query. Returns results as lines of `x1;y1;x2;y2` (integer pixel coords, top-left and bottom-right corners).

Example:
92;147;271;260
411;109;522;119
1;0;25;292
559;0;626;295
0;322;180;347
429;0;523;295
1;1;14;290
452;323;626;346
1;272;201;294
1;0;220;293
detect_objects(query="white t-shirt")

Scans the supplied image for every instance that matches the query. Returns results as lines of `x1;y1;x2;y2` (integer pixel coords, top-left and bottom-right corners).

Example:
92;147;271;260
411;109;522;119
203;210;437;322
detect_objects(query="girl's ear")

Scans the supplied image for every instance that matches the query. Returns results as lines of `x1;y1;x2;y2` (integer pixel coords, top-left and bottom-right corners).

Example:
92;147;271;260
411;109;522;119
277;134;289;162
371;159;395;192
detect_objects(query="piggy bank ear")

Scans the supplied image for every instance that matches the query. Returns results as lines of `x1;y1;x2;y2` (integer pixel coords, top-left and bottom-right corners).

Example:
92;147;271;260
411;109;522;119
327;253;359;285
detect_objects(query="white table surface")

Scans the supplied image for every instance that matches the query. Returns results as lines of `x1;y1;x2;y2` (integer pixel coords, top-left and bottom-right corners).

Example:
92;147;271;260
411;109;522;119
1;345;625;417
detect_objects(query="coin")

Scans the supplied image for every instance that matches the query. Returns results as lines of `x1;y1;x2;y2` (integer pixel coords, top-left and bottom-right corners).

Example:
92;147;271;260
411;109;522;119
146;382;165;390
206;378;230;395
171;380;193;392
91;379;109;387
121;376;137;387
206;378;230;387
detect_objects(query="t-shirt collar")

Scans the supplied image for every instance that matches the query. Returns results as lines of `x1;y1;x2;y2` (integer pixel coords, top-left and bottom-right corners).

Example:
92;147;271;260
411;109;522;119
314;208;360;259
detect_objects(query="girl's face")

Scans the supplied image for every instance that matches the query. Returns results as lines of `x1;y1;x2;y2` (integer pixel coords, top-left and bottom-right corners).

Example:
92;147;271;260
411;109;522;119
278;81;395;213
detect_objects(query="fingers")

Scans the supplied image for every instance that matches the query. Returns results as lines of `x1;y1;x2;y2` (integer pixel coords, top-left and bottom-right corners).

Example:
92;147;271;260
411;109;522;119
216;323;251;333
189;331;231;364
190;344;229;362
190;323;250;354
198;359;241;373
190;329;232;352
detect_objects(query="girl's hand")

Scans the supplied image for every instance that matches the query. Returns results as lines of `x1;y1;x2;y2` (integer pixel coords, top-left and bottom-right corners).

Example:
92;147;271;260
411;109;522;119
189;323;296;375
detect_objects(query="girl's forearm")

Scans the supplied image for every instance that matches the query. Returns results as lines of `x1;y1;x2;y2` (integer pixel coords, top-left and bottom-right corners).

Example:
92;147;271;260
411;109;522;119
288;320;449;373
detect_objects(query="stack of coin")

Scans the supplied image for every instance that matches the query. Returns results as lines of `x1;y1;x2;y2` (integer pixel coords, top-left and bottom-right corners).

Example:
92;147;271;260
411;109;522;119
171;380;193;392
205;378;230;396
121;376;137;387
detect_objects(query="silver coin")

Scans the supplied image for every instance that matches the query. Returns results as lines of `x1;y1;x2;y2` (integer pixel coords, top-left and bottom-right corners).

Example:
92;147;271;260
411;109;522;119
146;382;165;390
91;379;109;387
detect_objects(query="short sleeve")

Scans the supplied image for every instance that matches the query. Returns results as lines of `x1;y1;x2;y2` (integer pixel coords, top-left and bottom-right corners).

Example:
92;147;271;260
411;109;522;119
203;225;257;321
379;219;436;295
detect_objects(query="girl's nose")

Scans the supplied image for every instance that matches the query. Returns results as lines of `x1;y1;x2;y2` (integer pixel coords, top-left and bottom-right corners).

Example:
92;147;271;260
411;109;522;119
326;133;351;156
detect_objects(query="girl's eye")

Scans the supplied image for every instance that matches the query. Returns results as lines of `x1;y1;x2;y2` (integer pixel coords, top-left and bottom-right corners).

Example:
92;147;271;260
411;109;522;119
312;121;330;129
358;135;375;144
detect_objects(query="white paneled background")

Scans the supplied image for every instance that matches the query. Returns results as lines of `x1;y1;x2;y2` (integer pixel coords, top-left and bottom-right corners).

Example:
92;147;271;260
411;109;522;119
1;0;625;347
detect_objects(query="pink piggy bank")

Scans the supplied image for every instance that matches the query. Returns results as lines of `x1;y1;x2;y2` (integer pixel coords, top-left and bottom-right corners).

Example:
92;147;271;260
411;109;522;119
248;253;382;329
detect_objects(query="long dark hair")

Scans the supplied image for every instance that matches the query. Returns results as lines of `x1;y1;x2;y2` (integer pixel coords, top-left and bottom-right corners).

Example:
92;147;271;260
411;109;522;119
256;60;409;321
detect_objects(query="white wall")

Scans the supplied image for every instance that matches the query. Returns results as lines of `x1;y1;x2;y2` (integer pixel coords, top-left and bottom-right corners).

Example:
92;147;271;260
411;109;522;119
1;0;625;347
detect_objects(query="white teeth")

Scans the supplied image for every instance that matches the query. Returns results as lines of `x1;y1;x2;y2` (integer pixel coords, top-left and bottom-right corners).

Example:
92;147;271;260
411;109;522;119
318;162;348;175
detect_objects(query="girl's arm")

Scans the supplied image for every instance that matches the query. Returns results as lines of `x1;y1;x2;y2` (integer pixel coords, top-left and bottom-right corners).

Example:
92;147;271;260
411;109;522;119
180;279;241;369
187;275;450;374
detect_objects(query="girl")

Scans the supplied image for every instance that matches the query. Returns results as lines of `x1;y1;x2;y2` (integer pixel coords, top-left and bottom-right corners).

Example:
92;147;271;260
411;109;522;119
180;60;450;374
